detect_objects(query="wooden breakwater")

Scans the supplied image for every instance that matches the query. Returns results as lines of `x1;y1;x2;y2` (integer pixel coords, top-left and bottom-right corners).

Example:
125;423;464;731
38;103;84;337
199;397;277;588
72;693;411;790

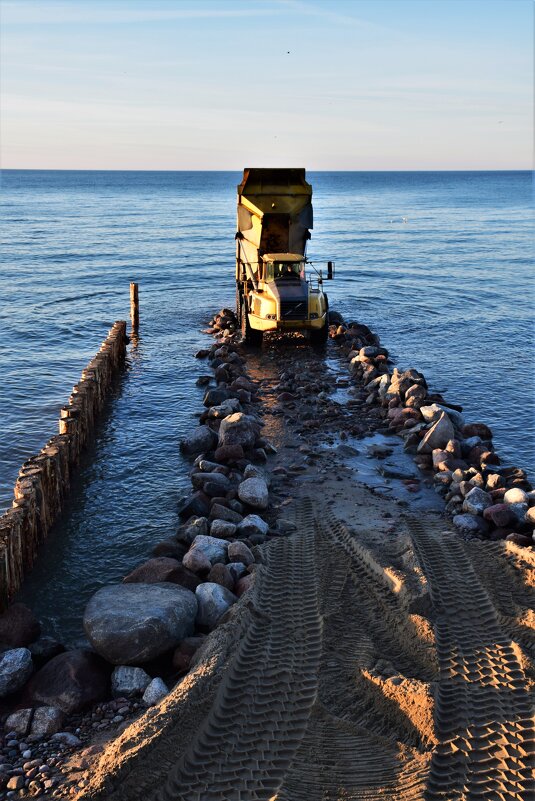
0;321;128;611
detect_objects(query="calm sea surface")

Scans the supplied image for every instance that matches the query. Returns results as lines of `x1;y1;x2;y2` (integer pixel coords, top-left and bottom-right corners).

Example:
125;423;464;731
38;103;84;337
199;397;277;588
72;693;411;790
0;170;533;641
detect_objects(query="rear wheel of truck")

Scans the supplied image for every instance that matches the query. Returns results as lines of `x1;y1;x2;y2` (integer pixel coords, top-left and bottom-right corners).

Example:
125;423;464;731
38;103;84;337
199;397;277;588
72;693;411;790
310;321;328;345
241;301;262;346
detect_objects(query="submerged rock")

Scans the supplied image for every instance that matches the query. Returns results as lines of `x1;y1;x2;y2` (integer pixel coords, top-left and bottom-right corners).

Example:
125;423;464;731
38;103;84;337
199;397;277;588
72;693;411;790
84;584;197;664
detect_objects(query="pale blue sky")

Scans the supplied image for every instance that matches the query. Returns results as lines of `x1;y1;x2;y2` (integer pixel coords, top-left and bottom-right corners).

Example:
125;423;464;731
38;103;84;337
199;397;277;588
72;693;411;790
1;0;532;169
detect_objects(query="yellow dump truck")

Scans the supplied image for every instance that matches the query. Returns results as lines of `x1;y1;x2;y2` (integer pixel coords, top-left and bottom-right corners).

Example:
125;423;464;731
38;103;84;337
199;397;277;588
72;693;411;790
235;168;333;345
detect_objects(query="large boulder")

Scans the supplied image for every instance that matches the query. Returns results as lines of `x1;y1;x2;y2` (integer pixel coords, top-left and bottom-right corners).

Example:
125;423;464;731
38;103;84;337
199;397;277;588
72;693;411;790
504;487;529;505
123;557;200;591
0;648;33;697
24;650;109;713
0;604;40;648
84;583;198;665
238;477;269;510
218;413;258;451
179;426;218;456
462;487;492;516
227;541;255;567
421;403;465;430
187;534;228;565
195;583;237;629
417;412;456;454
191;471;232;497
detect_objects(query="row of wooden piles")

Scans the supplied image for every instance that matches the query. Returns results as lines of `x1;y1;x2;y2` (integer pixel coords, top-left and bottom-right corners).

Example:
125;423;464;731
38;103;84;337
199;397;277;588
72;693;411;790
0;321;128;611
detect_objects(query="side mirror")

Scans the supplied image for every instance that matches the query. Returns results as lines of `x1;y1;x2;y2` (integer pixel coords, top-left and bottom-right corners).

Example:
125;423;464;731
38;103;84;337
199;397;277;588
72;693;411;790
327;261;335;279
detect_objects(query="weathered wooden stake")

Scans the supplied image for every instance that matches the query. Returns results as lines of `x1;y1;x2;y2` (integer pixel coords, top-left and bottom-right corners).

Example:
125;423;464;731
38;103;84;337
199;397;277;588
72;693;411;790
130;282;139;331
0;320;127;610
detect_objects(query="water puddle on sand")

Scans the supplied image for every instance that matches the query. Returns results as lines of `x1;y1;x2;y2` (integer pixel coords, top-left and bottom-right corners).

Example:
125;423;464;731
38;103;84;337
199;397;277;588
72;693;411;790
320;432;444;512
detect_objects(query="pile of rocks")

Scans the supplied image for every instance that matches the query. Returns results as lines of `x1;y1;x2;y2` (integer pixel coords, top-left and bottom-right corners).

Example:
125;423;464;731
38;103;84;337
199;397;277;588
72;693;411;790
330;319;533;547
0;309;275;797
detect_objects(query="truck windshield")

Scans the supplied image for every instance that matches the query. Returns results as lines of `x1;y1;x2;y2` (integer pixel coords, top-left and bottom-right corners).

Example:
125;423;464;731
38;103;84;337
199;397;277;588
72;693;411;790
265;262;304;281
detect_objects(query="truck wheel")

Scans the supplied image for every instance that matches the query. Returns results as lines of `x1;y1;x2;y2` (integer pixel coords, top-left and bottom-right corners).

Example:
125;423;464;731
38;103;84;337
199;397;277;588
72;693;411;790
241;301;262;346
310;321;328;345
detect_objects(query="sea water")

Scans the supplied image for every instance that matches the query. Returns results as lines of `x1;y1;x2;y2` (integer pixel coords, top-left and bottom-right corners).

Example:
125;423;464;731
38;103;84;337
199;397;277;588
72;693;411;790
1;170;532;640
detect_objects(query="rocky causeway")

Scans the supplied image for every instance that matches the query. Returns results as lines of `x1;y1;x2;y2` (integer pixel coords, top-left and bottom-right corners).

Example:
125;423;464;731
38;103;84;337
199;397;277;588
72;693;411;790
0;309;533;800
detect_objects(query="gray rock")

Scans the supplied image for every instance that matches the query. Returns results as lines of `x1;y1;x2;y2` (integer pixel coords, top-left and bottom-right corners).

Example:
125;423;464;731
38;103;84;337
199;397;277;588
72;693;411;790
5;708;33;736
179;425;218;456
209;519;237;539
31;706;65;736
51;731;82;747
207;399;242;419
218;413;258;450
111;666;151;697
187;534;228;565
243;464;268;482
504;487;529;505
227;562;248;582
182;548;212;574
190;472;232;495
142;677;169;706
180;516;210;544
236;515;269;537
420;403;465;430
195;583;237;629
227;541;255;567
209;503;243;525
0;648;33;697
453;513;487;533
462;487;493;515
508;502;528;522
417;412;456;454
84;583;198;665
25;649;109;714
238;477;269;510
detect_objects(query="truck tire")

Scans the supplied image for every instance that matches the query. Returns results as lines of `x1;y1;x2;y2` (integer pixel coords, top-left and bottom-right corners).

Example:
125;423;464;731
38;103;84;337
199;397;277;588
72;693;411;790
310;320;328;345
241;301;262;346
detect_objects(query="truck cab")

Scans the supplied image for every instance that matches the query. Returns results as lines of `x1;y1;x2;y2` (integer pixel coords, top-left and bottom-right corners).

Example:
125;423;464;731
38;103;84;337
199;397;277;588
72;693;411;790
235;168;332;345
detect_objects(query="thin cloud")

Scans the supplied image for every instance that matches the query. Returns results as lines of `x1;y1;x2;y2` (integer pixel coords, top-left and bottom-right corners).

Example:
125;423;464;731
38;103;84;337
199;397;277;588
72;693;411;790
2;1;282;26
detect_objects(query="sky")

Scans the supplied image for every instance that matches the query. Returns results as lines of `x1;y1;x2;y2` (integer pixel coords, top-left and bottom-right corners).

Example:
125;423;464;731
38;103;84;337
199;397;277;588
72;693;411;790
0;0;532;170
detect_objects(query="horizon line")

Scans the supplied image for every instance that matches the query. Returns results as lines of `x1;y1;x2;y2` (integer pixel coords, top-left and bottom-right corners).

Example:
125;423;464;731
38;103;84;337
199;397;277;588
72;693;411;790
0;167;532;173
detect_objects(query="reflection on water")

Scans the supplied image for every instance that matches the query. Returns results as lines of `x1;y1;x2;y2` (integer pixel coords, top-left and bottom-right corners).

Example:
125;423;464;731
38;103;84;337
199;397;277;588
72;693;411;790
1;170;533;641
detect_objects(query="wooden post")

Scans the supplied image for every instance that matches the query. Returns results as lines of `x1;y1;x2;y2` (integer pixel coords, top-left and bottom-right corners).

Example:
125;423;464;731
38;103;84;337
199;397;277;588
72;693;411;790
130;282;139;332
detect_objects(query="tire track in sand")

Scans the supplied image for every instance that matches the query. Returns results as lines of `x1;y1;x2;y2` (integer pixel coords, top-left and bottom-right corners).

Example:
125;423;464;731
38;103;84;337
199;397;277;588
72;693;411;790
407;517;533;801
153;501;322;801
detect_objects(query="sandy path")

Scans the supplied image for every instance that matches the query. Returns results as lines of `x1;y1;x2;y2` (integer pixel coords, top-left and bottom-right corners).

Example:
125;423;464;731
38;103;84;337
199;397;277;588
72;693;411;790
75;343;534;801
76;488;533;800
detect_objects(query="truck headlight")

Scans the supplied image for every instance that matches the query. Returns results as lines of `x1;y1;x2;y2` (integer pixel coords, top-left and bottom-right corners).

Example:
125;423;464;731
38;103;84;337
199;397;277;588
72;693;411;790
310;312;319;319
266;313;277;320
